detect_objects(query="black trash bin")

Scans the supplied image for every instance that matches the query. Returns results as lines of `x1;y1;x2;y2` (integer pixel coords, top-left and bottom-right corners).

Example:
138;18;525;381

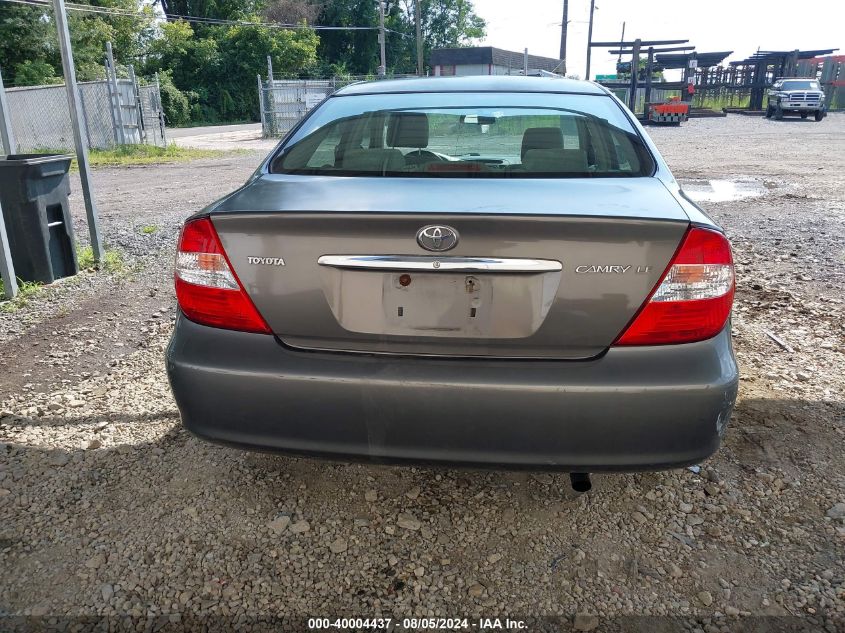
0;153;78;284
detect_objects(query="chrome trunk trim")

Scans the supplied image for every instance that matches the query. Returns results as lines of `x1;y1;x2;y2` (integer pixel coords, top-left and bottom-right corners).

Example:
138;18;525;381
317;255;563;273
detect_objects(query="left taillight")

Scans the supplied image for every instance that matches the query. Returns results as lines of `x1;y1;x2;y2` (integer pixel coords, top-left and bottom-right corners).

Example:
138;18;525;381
175;217;271;334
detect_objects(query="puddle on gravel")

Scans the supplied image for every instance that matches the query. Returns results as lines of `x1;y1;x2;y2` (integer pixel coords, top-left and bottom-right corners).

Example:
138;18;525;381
680;178;768;202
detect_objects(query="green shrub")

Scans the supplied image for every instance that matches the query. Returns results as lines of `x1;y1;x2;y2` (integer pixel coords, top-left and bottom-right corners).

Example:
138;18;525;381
157;71;191;127
13;60;61;86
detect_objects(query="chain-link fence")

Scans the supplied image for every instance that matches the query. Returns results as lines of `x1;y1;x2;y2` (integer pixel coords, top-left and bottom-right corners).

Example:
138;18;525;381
259;78;343;139
5;76;165;152
258;75;419;138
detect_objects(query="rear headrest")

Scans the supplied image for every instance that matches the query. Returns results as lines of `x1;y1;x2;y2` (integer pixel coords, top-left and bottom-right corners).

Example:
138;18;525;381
522;148;588;173
387;113;429;148
521;127;563;159
340;148;406;172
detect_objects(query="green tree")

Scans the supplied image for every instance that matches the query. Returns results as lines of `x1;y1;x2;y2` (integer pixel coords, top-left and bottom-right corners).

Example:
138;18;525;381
0;0;153;86
158;0;262;22
144;18;319;123
13;60;61;86
312;0;379;75
313;0;485;76
395;0;486;72
0;4;56;86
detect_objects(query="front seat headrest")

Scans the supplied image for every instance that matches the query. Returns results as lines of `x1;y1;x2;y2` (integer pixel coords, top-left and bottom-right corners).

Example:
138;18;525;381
521;127;563;159
387;112;429;148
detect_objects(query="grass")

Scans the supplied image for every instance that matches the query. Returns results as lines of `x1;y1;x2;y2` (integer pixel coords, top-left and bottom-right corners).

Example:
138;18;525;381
140;225;158;235
87;144;230;167
77;245;125;273
695;94;752;111
0;279;45;312
33;144;234;169
0;246;126;312
169;119;253;128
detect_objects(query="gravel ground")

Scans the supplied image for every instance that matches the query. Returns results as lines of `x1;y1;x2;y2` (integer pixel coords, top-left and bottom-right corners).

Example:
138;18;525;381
1;114;843;630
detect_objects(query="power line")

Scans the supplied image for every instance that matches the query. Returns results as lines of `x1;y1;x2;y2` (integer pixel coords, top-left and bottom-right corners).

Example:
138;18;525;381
0;0;409;33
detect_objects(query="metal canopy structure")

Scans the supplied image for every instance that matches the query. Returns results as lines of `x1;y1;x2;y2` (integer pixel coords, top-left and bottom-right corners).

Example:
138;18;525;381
592;39;692;112
610;46;694;56
730;49;839;67
591;39;688;47
728;48;839;109
657;51;733;69
595;39;739;115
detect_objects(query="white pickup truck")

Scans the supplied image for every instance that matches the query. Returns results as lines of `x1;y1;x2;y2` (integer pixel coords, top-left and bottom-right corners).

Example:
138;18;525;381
766;78;826;121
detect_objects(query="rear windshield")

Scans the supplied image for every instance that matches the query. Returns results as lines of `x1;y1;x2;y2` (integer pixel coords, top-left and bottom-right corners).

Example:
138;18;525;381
269;91;654;178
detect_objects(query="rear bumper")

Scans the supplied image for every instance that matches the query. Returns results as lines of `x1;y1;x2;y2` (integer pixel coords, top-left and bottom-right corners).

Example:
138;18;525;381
166;314;738;471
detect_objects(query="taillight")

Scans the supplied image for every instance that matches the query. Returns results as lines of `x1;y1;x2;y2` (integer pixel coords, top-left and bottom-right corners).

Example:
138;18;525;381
614;226;734;346
175;218;271;334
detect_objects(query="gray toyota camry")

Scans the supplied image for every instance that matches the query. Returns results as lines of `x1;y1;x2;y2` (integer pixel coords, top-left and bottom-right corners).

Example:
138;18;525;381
166;76;737;480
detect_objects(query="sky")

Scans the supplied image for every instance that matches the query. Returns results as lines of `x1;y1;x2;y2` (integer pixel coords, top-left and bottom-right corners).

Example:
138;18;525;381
474;0;844;79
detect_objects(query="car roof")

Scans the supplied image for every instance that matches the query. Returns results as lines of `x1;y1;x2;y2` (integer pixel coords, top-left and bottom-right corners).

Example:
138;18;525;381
334;75;607;97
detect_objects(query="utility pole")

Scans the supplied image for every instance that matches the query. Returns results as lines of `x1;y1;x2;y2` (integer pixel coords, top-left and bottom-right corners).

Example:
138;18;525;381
585;0;596;80
559;0;568;75
377;0;387;77
52;0;104;262
415;0;423;76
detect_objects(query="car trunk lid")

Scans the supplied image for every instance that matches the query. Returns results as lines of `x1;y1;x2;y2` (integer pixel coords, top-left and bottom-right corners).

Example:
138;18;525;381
211;176;688;359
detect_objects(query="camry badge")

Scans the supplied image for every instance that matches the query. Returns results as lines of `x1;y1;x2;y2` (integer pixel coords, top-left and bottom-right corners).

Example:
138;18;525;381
416;225;459;252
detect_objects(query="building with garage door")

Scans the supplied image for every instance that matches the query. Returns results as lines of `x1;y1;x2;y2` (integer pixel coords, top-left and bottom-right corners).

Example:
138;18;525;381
431;47;563;77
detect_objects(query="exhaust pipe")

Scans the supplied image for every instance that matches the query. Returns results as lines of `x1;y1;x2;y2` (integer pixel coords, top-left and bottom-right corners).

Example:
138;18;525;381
570;472;592;493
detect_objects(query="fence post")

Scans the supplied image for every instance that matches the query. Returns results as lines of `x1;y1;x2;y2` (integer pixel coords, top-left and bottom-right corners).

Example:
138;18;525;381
53;0;104;262
0;197;17;300
267;57;278;137
0;66;19;298
128;64;144;144
106;41;125;145
77;84;94;149
153;73;167;146
127;64;140;145
0;66;15;155
257;75;266;138
103;54;120;147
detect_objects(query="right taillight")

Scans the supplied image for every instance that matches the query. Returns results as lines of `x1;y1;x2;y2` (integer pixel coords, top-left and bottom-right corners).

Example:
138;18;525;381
614;226;735;346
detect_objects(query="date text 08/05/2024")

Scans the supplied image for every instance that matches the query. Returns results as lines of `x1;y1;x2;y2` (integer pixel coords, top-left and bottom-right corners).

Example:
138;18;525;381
307;617;529;630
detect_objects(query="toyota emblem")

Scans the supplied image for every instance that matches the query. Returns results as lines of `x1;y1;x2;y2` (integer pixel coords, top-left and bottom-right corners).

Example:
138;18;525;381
416;225;459;252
